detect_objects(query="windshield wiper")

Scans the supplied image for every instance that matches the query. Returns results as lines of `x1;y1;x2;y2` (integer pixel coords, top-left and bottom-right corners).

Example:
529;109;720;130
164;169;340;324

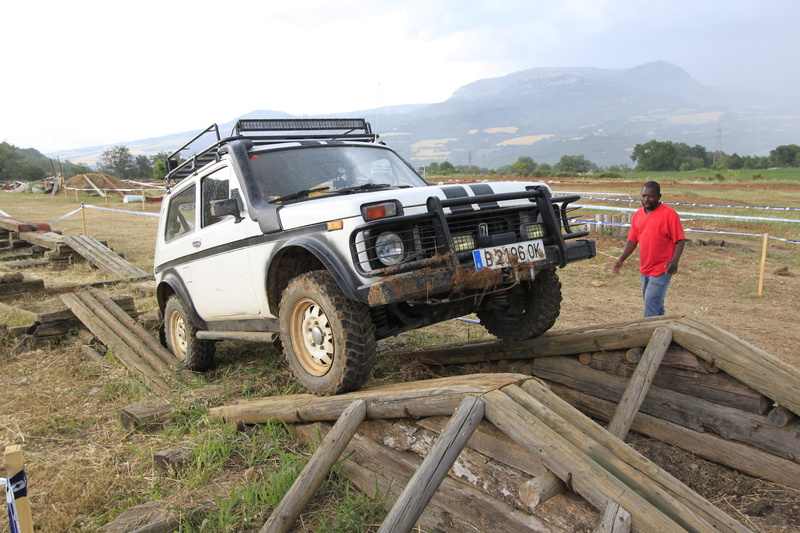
269;187;330;204
335;183;393;194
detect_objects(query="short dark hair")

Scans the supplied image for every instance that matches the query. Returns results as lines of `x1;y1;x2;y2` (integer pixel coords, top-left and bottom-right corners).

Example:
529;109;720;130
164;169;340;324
642;181;661;195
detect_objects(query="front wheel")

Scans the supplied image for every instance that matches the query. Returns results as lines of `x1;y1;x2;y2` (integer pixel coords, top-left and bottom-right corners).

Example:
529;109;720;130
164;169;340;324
164;295;215;371
279;271;376;395
476;269;562;341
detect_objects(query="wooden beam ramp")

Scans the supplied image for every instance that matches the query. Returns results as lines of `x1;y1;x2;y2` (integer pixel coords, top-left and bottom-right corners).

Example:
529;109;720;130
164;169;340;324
208;371;755;533
62;235;150;278
60;288;194;394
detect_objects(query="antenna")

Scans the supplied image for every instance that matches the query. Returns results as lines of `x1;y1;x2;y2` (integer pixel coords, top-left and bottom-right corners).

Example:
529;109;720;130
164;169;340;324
713;126;722;164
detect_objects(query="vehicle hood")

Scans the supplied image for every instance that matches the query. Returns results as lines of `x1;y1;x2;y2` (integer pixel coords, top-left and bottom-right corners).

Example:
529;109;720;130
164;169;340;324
277;181;551;230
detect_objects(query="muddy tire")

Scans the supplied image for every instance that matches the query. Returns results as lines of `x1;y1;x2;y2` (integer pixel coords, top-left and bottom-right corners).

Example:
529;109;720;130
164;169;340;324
477;269;562;341
280;271;376;395
164;295;215;371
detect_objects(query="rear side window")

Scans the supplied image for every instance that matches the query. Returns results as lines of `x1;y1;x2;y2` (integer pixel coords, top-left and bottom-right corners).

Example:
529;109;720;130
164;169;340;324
164;185;196;241
201;168;231;228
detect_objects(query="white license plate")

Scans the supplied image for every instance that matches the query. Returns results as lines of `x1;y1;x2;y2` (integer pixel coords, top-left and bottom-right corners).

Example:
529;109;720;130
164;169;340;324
472;239;546;271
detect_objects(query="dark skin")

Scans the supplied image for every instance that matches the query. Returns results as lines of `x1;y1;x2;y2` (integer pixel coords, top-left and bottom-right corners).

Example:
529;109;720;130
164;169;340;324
613;185;685;275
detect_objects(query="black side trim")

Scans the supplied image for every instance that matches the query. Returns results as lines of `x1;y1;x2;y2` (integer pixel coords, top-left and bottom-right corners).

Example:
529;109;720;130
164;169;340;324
468;184;500;209
441;186;473;212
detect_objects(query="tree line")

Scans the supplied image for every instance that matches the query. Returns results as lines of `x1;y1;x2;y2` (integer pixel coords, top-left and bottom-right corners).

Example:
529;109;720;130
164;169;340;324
2;139;799;183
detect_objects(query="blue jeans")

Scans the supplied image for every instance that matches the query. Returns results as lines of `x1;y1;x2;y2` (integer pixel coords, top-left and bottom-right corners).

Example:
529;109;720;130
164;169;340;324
640;273;672;317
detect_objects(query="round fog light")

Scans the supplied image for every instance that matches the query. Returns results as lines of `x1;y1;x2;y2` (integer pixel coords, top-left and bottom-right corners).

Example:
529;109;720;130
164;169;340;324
375;232;405;266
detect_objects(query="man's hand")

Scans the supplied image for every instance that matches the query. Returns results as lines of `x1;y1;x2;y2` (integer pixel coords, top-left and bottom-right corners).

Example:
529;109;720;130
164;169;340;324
613;259;624;274
665;260;679;275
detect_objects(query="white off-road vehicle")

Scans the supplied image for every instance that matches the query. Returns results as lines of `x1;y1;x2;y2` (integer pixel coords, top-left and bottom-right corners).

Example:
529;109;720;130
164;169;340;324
154;119;595;394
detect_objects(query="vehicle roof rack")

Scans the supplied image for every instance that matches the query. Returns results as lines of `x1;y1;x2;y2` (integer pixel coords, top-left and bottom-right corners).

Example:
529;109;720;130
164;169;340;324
165;118;377;187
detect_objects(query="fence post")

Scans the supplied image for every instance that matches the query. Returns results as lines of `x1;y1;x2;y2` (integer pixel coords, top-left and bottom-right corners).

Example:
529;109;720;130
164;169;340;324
758;234;769;296
81;204;87;236
4;445;33;533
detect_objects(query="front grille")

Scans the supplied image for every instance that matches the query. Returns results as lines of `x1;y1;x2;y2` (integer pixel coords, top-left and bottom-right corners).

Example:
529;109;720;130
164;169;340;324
353;206;543;276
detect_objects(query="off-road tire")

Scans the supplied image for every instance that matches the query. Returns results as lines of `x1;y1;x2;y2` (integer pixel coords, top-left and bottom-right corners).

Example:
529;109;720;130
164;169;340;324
476;269;562;341
280;270;376;395
164;295;216;371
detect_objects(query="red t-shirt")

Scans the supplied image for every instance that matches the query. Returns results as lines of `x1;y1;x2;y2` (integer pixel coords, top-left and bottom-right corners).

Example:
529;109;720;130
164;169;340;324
628;203;685;276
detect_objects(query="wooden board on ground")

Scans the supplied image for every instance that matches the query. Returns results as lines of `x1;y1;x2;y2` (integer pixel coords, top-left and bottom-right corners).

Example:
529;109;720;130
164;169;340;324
62;235;150;278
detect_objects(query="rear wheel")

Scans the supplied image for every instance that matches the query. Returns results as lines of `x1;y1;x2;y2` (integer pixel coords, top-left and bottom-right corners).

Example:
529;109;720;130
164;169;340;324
476;269;562;341
280;271;376;395
164;295;215;371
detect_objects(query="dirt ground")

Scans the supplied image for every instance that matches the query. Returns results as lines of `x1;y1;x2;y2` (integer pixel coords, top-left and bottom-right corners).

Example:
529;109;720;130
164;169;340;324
0;179;798;532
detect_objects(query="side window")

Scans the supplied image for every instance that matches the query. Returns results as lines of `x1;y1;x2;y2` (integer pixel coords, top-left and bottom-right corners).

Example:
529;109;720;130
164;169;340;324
201;168;231;228
164;184;196;241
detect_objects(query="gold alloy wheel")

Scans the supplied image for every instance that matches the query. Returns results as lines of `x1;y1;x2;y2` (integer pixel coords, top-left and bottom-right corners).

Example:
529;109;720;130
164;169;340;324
289;297;334;376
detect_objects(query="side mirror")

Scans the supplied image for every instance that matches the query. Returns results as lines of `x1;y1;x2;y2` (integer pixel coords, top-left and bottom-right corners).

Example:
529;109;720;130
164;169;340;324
210;198;243;223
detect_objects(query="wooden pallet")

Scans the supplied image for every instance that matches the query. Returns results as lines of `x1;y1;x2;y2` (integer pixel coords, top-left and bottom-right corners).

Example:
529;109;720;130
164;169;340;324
62;235;150;278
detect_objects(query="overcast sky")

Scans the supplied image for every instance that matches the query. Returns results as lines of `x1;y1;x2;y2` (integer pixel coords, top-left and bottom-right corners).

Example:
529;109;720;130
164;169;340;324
2;0;798;154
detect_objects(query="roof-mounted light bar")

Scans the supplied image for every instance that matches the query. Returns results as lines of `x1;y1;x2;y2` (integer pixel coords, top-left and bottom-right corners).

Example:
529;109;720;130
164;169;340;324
234;118;371;136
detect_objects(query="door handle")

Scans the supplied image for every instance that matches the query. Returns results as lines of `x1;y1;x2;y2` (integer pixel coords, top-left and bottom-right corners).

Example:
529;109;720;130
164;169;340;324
192;240;201;248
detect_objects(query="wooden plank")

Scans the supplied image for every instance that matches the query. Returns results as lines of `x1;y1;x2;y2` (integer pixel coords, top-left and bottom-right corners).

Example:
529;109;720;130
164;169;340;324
63;235;149;278
0;279;45;296
547;381;800;490
208;373;530;424
595;501;631;533
295;424;574;533
260;400;366;533
16;231;66;249
378;396;484;533
60;293;171;394
0;216;34;232
84;175;107;197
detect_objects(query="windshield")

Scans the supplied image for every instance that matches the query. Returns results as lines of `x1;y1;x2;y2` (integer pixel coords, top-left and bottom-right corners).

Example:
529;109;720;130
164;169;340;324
248;145;427;202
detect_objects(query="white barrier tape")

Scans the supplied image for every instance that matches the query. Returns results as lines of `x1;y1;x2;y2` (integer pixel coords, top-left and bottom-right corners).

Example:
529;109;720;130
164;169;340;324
0;209;9;217
573;195;800;212
573;203;800;224
48;207;83;223
47;205;160;223
62;186;164;193
575;219;800;245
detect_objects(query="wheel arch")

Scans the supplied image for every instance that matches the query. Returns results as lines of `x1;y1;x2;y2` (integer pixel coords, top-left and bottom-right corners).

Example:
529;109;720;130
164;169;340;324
156;269;207;330
265;237;363;314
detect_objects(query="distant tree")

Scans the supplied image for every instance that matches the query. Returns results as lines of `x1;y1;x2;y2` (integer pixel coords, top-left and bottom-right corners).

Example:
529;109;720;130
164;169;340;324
537;163;553;174
630;140;681;171
64;160;93;178
556;154;593;173
134;155;153;180
99;145;135;179
439;161;455;174
511;156;538;175
427;162;440;173
769;144;800;167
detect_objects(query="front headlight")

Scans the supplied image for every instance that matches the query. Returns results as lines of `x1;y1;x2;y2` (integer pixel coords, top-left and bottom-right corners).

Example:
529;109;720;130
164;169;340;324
375;232;405;266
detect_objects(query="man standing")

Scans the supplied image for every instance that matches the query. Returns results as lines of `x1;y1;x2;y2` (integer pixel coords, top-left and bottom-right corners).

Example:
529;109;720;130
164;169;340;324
613;181;686;317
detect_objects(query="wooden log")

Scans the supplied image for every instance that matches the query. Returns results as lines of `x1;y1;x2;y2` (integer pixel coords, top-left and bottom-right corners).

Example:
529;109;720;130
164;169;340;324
403;316;679;365
505;383;751;533
767;405;797;428
595;500;631;533
587;350;770;414
482;389;692;533
607;327;671;437
378;396;484;533
209;373;530;424
0;216;34;232
0;272;24;284
261;400;367;533
102;500;180;533
592;327;670;531
84;175;107;197
519;471;565;508
29;296;137;340
294;424;575;533
60;293;171;394
546;381;800;490
16;231;66;249
4;445;33;533
532;356;800;462
673;317;800;416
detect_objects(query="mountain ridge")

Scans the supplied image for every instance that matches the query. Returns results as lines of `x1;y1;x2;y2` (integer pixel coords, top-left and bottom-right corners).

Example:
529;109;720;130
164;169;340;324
51;61;800;168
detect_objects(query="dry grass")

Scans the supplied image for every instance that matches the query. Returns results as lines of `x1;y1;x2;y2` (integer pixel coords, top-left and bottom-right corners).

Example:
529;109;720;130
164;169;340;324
0;185;799;532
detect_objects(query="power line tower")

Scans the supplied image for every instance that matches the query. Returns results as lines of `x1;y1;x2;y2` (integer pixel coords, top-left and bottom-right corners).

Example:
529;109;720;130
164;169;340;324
713;126;723;165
